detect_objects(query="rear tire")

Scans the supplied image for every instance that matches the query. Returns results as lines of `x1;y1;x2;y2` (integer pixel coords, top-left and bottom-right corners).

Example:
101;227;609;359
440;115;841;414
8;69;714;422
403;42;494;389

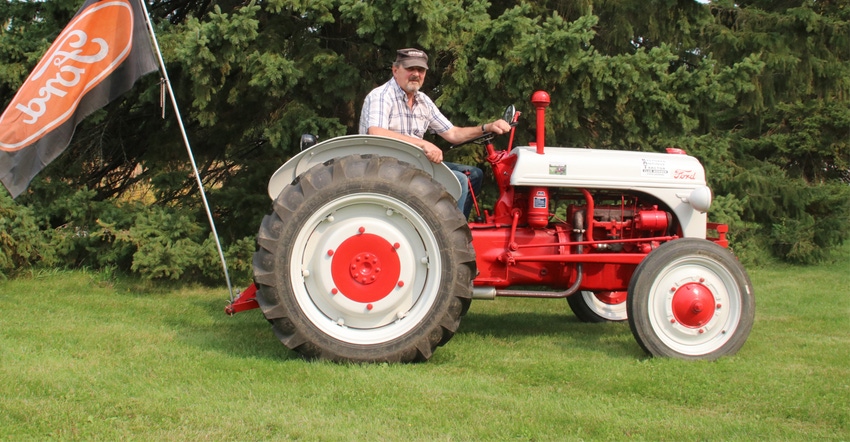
252;154;475;362
627;238;754;360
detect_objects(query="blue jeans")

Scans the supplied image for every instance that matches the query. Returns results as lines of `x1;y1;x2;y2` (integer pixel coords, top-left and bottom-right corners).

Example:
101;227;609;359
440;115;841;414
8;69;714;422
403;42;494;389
445;162;483;219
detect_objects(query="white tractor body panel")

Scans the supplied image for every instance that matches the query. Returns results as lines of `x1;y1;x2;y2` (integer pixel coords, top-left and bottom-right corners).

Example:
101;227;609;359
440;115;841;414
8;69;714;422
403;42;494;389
510;146;712;238
267;135;462;201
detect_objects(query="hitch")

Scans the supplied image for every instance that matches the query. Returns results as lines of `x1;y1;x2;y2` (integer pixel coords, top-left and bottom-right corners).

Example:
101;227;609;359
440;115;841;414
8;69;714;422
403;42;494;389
224;283;259;315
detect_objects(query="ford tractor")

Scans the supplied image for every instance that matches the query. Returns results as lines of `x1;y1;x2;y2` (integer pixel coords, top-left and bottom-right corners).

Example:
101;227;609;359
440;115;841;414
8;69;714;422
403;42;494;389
226;90;755;363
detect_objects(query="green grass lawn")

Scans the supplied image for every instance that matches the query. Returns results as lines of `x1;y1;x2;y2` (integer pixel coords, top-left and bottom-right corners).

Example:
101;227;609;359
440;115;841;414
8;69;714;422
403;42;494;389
1;246;848;440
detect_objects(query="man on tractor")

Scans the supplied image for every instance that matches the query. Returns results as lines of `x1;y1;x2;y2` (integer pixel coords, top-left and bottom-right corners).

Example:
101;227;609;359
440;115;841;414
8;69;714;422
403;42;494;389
358;48;512;218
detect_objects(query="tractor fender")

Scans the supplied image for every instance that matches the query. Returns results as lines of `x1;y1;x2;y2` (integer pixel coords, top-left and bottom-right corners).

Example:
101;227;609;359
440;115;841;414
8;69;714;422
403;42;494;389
266;135;463;201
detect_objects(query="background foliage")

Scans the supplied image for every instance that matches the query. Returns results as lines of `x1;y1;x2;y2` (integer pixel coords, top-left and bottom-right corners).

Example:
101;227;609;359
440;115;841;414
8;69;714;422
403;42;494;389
1;0;848;279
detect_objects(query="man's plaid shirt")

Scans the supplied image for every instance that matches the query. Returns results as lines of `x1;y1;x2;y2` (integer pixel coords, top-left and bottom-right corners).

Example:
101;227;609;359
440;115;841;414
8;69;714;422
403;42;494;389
359;77;453;138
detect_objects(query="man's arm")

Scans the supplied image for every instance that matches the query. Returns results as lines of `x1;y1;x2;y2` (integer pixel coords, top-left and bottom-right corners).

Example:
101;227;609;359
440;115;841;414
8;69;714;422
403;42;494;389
366;126;444;163
438;119;513;145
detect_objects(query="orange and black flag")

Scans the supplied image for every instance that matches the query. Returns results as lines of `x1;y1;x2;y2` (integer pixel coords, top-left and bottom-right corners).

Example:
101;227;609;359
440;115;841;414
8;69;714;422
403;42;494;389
0;0;158;198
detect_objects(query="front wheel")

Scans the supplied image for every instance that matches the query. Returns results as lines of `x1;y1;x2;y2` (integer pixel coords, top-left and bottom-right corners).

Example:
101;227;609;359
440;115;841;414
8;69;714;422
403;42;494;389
567;291;628;322
252;154;475;362
627;239;754;360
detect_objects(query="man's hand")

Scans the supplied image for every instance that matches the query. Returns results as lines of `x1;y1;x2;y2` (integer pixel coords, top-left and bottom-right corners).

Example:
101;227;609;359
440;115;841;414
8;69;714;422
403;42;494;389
484;119;512;134
420;141;443;163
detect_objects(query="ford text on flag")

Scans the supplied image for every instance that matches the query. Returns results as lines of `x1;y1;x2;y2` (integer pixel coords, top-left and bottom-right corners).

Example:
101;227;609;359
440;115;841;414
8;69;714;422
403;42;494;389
0;0;158;198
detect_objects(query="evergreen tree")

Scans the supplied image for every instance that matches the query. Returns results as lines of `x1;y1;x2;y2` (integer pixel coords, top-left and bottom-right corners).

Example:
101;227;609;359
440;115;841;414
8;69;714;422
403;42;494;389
698;0;850;262
1;0;847;273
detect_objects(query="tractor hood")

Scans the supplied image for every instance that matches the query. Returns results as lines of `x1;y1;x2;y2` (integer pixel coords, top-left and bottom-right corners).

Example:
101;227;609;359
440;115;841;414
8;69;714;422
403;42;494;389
511;146;713;237
511;146;707;189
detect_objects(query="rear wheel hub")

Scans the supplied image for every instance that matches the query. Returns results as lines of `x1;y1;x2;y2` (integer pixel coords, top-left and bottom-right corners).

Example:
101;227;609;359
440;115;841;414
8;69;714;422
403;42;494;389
331;233;401;303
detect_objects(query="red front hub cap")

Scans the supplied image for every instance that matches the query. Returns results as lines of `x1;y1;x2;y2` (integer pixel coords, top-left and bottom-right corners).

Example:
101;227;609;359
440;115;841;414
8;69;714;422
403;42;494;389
596;291;627;305
671;282;715;328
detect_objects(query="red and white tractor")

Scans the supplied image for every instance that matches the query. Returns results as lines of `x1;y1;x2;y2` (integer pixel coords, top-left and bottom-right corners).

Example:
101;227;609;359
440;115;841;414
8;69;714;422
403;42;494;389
226;90;755;362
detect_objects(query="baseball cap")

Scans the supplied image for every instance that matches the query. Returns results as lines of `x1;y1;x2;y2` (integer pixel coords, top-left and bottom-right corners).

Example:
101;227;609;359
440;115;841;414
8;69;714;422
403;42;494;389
395;48;429;70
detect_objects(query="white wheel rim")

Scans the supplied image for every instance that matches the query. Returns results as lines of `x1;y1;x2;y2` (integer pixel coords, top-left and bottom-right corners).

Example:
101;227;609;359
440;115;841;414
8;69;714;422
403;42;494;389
289;193;441;345
645;255;743;356
581;291;627;321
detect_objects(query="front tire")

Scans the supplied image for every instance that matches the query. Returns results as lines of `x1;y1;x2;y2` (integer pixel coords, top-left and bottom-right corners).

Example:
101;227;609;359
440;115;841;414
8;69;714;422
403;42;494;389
252;154;475;362
568;291;628;322
627;238;754;360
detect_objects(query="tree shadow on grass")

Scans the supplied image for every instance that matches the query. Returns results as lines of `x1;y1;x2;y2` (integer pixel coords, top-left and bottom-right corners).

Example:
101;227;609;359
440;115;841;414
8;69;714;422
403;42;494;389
173;295;644;361
456;309;644;359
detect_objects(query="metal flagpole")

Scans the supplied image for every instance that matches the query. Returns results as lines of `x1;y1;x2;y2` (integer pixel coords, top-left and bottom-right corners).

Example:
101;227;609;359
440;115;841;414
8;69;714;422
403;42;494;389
137;0;235;301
